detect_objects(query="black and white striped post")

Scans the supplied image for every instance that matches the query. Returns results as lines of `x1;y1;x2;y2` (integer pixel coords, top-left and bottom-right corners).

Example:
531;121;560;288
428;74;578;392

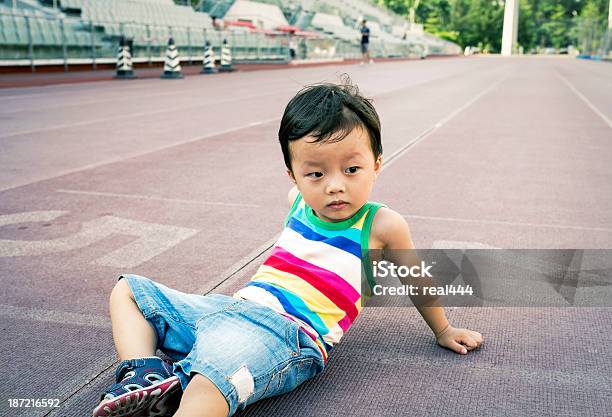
219;38;234;72
161;37;183;79
114;36;136;79
201;40;217;74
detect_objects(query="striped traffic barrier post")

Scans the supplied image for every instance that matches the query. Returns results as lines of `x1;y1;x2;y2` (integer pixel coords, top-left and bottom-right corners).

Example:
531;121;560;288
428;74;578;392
114;36;136;79
219;38;234;72
201;41;217;74
161;37;183;79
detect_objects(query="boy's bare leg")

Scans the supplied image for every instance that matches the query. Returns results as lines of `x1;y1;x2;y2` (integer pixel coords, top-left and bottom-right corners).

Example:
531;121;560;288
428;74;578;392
173;374;229;417
109;282;228;416
110;279;157;359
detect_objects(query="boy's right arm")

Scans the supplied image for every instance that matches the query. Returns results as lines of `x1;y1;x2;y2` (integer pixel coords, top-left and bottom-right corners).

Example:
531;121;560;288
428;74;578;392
373;208;483;354
287;185;299;208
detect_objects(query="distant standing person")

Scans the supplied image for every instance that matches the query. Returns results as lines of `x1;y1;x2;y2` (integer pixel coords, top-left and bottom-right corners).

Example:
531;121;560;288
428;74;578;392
211;15;221;30
360;19;373;64
289;31;297;60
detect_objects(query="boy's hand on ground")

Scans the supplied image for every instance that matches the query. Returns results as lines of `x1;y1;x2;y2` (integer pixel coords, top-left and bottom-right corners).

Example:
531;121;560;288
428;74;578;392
436;326;483;355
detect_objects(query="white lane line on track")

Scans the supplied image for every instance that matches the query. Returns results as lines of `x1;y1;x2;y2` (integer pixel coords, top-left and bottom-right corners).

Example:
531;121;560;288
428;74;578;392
0;116;281;193
0;87;217;114
55;189;260;208
382;69;513;167
0;79;288;115
403;214;612;233
0;65;503;193
0;89;291;140
0;303;110;328
1;60;503;189
1;67;508;329
3;64;508;410
0;71;261;102
0;59;495;134
196;233;281;295
556;70;612;129
201;68;515;294
369;64;492;99
0;80;149;101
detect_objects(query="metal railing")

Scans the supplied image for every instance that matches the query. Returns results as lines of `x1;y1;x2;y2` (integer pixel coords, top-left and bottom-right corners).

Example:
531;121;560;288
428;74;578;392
575;17;611;59
0;10;460;71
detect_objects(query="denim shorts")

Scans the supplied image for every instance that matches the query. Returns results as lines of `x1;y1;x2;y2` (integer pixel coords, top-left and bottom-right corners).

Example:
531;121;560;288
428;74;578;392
120;274;325;416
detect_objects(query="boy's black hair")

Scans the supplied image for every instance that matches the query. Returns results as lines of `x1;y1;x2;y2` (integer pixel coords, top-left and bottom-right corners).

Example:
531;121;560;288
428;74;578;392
279;76;382;171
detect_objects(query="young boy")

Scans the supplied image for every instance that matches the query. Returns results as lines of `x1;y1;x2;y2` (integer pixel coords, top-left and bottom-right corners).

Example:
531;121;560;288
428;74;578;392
93;80;483;417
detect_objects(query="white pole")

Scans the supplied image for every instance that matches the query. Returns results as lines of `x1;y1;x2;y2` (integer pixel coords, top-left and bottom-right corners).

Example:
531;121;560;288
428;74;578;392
501;0;519;56
608;0;612;28
409;0;421;29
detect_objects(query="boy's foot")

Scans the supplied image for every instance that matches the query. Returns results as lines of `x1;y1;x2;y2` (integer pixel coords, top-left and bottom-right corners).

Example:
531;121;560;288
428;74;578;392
93;376;181;417
92;357;182;417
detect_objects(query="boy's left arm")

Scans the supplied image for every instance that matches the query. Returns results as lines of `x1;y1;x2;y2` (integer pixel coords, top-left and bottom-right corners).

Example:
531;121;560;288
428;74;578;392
373;208;484;355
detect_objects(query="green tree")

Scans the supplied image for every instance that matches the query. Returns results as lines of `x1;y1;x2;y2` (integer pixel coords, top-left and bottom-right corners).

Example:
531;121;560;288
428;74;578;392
576;0;609;53
378;0;610;53
376;0;412;15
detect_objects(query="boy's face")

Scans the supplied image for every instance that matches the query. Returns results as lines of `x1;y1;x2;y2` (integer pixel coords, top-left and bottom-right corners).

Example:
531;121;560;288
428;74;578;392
288;127;382;223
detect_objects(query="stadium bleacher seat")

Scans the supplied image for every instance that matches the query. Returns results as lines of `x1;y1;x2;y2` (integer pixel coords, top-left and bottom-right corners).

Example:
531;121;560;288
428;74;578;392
0;0;460;65
310;12;359;41
224;0;288;30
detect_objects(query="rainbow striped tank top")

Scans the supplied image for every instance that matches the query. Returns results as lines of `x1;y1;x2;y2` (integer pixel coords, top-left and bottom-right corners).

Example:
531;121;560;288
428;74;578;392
233;193;384;361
